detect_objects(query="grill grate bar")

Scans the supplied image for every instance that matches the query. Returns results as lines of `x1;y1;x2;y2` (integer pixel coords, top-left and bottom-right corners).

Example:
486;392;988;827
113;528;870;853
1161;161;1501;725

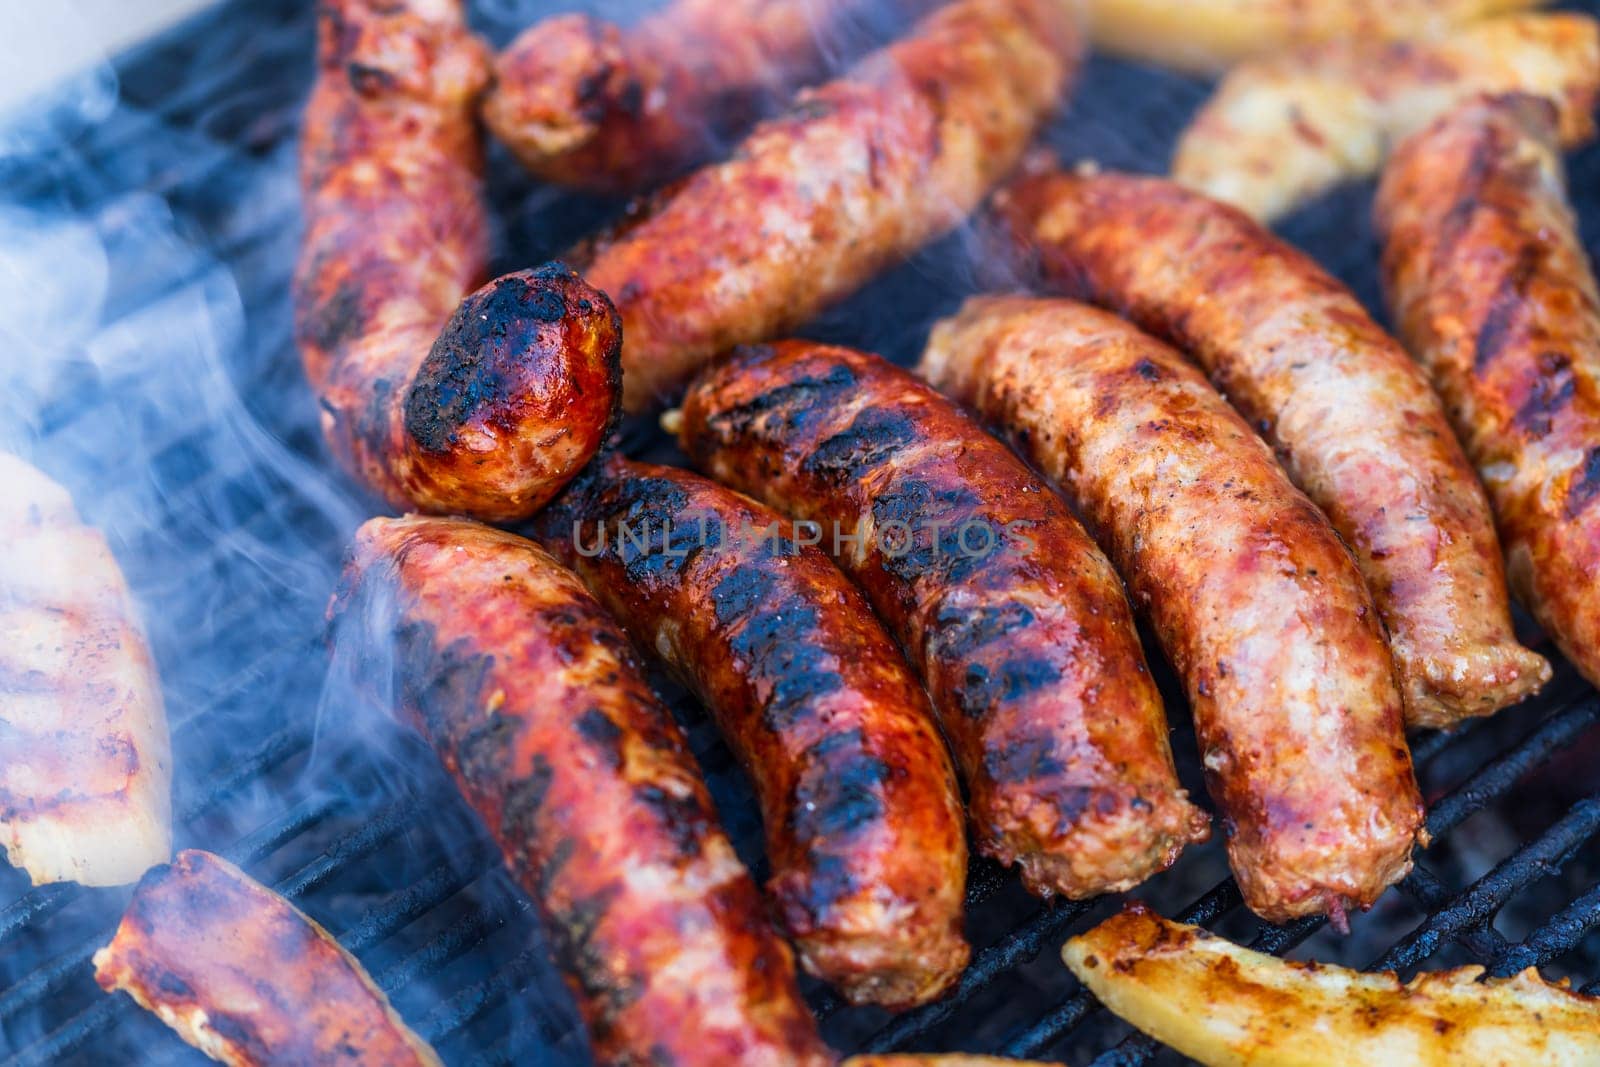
376;894;526;994
861;899;1096;1052
1372;794;1600;974
1489;882;1600;978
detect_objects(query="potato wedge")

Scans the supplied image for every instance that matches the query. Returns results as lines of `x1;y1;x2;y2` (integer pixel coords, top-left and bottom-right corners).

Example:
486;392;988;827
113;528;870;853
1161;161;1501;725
1064;903;1600;1067
846;1059;1053;1066
1171;13;1600;222
1088;0;1544;74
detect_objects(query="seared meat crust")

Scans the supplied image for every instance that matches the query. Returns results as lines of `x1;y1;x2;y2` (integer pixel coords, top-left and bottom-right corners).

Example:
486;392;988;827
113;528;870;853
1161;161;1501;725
582;0;1086;412
921;296;1424;921
330;517;831;1066
1377;94;1600;690
538;455;969;1008
484;0;932;194
296;1;620;521
676;342;1210;899
94;849;439;1067
994;164;1548;729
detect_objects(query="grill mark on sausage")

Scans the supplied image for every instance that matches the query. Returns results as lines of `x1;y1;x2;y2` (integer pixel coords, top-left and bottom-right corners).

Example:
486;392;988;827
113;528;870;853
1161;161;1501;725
404;266;574;453
954;655;1062;720
934;601;1039;658
1474;244;1542;373
802;407;921;484
702;359;856;439
1566;447;1600;519
1511;350;1576;435
789;728;888;843
724;599;845;734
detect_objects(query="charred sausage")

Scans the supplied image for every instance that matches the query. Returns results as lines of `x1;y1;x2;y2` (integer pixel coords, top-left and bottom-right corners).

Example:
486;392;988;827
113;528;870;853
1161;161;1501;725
920;296;1424;921
1170;14;1600;223
994;162;1549;730
483;0;930;194
674;342;1210;899
95;849;439;1066
537;454;969;1008
296;0;620;521
1377;93;1600;691
0;452;171;888
329;516;831;1066
579;0;1085;412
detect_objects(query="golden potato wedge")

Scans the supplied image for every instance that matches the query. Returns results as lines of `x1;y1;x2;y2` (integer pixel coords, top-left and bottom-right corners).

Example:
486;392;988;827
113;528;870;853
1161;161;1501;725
1171;13;1600;221
1088;0;1544;74
846;1059;1054;1066
1064;903;1600;1067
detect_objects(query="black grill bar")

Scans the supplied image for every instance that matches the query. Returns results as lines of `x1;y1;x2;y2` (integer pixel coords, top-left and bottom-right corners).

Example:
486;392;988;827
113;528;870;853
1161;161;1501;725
1372;794;1600;974
1489;883;1600;978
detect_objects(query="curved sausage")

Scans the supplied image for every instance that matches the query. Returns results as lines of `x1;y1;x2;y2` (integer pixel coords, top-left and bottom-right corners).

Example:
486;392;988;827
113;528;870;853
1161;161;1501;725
483;0;930;194
1170;13;1600;223
994;162;1549;730
920;296;1424;921
1376;93;1600;691
329;516;831;1066
579;0;1085;412
296;0;621;521
95;849;440;1067
0;452;171;888
674;342;1210;899
537;455;968;1008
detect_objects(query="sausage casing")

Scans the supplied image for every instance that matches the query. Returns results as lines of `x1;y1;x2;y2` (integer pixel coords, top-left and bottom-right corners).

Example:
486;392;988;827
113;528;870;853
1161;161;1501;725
581;0;1085;412
296;1;620;520
675;342;1210;899
1170;13;1600;222
483;0;930;194
94;849;440;1067
994;163;1549;729
921;296;1424;921
1377;93;1600;690
538;455;969;1008
329;517;830;1066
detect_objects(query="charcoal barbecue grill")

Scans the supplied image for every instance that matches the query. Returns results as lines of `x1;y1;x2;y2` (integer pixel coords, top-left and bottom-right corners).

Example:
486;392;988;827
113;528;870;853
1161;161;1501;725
2;1;1599;1063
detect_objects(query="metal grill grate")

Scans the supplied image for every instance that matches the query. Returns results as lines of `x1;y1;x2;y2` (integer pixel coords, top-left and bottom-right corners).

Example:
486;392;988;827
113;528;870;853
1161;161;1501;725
1;1;1599;1064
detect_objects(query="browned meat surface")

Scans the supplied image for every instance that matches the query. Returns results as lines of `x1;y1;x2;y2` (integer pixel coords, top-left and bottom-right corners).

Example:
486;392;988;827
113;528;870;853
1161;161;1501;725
484;0;932;194
329;516;832;1066
921;296;1424;922
296;0;620;521
1377;93;1600;690
675;341;1210;899
994;162;1548;729
0;452;171;888
538;454;969;1008
580;0;1086;412
93;849;438;1066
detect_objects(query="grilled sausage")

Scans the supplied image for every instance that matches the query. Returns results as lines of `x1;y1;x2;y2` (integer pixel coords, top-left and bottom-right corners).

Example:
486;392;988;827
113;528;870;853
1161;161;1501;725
1171;13;1600;222
94;849;439;1067
674;342;1210;899
329;516;831;1066
994;163;1550;730
1083;0;1545;76
296;0;621;521
537;455;969;1007
1377;94;1600;691
483;0;930;194
0;452;171;888
920;296;1424;921
578;0;1085;413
